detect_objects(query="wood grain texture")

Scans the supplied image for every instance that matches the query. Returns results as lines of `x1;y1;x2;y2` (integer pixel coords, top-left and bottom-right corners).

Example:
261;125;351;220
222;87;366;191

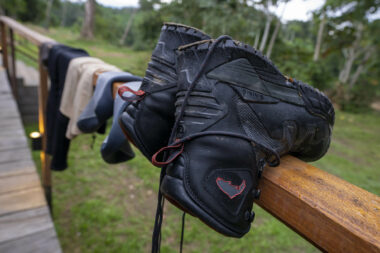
1;22;8;70
37;54;52;195
112;82;124;99
0;187;46;216
0;128;25;137
0;227;62;253
0;172;40;195
0;147;32;164
0;206;54;243
257;155;380;253
0;135;28;151
0;98;18;110
0;114;22;128
0;159;35;177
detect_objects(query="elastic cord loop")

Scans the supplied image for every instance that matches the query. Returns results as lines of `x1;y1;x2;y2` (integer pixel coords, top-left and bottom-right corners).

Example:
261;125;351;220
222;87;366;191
118;86;146;102
151;142;184;167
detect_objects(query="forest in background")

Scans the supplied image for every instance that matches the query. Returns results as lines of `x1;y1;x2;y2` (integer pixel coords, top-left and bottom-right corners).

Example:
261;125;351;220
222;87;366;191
1;0;379;111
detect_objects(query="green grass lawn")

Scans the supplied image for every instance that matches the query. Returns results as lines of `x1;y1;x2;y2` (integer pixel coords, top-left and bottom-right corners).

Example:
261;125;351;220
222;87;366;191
22;26;380;253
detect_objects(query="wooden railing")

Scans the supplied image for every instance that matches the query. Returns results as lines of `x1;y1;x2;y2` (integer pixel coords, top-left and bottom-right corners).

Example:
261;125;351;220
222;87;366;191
0;16;56;208
0;16;379;252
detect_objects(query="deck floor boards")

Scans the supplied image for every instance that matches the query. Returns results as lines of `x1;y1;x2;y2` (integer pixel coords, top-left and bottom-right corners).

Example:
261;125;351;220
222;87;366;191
0;69;62;252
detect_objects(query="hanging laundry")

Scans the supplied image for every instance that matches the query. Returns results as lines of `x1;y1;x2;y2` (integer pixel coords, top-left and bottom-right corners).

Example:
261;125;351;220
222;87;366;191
45;44;88;171
59;57;104;120
101;81;142;163
63;63;121;139
77;71;142;133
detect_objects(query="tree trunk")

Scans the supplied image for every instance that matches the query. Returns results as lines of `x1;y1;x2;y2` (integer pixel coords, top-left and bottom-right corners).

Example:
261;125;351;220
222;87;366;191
338;23;364;84
259;15;272;52
81;0;96;40
289;31;295;42
348;46;374;89
253;30;260;48
266;2;286;58
259;0;272;52
266;20;280;58
61;0;68;27
44;0;53;30
339;48;355;83
313;17;326;61
119;8;137;45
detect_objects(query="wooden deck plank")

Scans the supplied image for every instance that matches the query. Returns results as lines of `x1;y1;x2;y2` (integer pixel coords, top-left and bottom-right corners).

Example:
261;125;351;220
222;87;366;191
0;206;53;243
0;160;35;177
0;147;32;164
0;116;23;128
0;187;46;216
0;117;25;127
0;101;18;111
0;228;61;253
0;172;40;195
0;92;14;100
0;121;25;131
0;128;25;137
257;155;380;253
0;136;28;151
0;109;21;118
0;95;17;105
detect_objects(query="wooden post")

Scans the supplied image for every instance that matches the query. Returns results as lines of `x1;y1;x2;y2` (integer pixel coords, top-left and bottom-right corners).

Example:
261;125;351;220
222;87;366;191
1;22;8;72
9;28;17;99
38;52;52;210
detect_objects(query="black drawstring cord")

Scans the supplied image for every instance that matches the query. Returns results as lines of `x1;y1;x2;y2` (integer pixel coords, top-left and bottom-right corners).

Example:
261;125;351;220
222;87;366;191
180;212;186;253
90;134;96;150
151;167;166;253
151;35;232;253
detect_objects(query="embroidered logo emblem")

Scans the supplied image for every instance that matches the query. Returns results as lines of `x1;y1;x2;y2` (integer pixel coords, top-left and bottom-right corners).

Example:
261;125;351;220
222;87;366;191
216;177;246;199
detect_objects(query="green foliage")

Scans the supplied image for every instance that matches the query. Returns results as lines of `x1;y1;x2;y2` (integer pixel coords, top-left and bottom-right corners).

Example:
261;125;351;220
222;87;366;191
334;77;379;112
0;0;26;17
317;0;380;109
132;10;163;50
60;1;85;27
0;0;46;23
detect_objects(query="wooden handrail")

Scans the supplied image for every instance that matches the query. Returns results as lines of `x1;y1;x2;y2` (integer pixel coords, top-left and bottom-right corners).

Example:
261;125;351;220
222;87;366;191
257;156;380;252
0;16;55;46
0;16;379;252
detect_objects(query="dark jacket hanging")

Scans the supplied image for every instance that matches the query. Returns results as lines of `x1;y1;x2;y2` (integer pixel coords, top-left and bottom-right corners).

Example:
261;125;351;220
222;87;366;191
45;44;88;171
